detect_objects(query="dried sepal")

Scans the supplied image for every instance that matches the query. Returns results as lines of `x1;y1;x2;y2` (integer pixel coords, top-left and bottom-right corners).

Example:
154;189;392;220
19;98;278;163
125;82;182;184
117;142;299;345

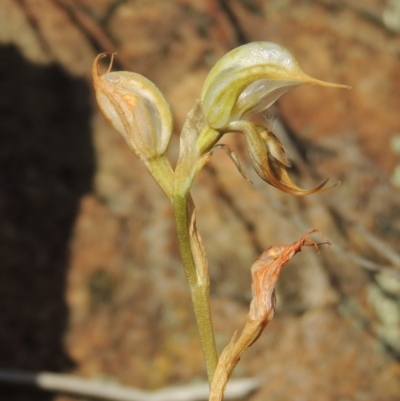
93;53;173;161
261;130;292;167
209;230;331;401
229;120;339;195
211;144;253;184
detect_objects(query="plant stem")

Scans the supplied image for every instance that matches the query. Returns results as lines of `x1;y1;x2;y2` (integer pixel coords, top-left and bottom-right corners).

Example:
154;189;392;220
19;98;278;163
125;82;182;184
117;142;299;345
173;193;218;384
197;125;221;156
146;155;175;200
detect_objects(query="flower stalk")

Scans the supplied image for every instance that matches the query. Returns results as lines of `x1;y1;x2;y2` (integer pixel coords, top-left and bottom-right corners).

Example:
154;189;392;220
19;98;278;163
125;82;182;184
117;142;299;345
173;105;219;381
173;193;218;382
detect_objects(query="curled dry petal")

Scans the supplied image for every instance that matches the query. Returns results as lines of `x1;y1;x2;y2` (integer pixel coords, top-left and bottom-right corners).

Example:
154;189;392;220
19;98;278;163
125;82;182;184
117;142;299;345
229;120;339;195
93;53;173;161
201;42;350;130
261;131;291;167
211;144;253;183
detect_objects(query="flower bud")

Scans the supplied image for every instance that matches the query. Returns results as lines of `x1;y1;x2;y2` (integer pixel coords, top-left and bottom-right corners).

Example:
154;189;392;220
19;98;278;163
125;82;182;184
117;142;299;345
93;53;173;161
201;42;349;130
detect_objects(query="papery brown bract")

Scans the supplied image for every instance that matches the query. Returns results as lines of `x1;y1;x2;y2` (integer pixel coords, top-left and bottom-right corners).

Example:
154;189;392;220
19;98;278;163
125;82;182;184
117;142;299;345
249;230;331;324
210;230;331;401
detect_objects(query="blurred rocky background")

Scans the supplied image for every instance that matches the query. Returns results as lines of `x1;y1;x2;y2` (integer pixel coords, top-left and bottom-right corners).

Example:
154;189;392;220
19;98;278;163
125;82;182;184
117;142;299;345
1;0;400;400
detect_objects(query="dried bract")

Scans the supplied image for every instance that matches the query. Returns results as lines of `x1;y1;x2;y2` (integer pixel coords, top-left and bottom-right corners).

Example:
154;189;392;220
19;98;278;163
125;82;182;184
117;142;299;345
249;230;331;324
210;230;331;401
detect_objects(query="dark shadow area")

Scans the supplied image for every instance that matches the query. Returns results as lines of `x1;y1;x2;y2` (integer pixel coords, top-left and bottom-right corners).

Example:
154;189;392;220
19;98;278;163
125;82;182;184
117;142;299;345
0;45;95;400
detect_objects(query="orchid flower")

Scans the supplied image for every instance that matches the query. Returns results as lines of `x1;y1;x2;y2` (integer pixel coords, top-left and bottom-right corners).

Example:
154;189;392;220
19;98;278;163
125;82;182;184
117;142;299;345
93;53;174;198
199;42;349;195
93;53;173;163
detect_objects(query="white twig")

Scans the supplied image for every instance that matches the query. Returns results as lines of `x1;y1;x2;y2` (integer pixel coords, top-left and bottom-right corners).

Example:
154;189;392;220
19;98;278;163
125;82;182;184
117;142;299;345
0;370;260;401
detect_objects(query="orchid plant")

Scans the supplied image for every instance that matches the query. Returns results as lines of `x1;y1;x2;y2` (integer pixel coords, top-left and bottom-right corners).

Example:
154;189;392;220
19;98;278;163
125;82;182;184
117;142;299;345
93;42;348;401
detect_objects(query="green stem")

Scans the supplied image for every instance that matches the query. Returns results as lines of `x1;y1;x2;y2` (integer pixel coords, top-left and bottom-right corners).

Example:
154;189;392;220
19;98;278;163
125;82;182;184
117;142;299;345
197;124;222;156
148;149;218;382
146;155;175;200
173;192;218;384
